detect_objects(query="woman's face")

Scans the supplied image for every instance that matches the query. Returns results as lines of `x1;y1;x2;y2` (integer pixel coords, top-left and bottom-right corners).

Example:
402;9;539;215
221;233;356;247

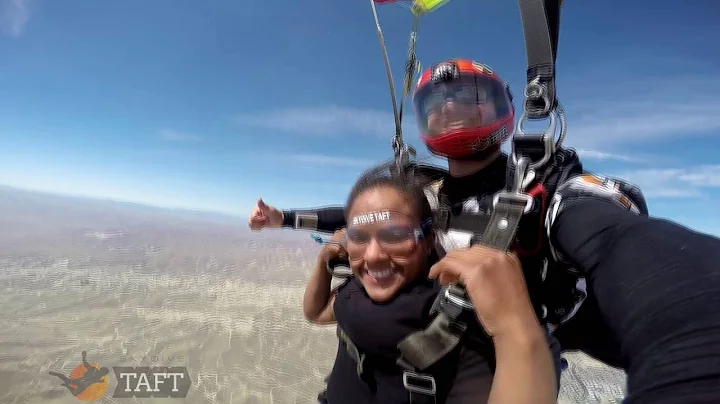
346;186;433;302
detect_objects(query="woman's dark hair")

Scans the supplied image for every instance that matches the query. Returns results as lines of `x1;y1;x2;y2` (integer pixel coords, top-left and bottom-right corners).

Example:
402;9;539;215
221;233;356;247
345;159;442;234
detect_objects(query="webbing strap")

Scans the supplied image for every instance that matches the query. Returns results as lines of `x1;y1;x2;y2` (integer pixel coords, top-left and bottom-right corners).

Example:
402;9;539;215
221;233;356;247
409;392;435;404
337;327;365;377
476;194;529;251
397;192;530;370
397;311;467;370
517;0;562;118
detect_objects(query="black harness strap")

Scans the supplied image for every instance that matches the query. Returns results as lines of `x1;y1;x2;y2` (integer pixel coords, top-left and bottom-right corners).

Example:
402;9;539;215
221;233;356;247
337;326;366;378
436;210;492;234
517;0;562;118
396;310;468;371
337;325;438;404
434;185;492;234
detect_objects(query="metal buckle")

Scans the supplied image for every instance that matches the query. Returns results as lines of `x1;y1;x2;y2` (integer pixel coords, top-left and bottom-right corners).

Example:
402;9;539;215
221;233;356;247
511;108;559;171
492;155;534;214
492;192;534;214
402;371;437;395
443;284;474;310
524;78;552;117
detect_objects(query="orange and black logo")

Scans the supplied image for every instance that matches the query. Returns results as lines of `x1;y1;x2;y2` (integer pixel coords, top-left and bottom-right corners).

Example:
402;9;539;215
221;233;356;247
48;351;109;402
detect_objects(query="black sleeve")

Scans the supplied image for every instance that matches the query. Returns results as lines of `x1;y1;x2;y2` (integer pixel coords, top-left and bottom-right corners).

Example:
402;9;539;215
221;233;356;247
551;198;720;404
282;207;347;232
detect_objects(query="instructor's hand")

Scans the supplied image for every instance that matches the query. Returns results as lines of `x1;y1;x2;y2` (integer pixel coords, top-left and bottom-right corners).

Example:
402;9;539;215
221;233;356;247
248;198;284;230
429;245;538;339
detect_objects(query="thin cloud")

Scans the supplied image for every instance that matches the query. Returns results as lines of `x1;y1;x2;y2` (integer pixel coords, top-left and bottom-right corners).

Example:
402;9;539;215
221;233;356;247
158;129;202;142
0;0;29;37
615;164;720;199
234;105;415;139
266;153;378;168
562;74;720;150
235;72;718;160
574;149;645;163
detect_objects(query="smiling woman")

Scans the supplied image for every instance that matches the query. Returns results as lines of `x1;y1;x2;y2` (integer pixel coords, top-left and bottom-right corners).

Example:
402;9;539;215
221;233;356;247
301;159;557;404
343;165;436;303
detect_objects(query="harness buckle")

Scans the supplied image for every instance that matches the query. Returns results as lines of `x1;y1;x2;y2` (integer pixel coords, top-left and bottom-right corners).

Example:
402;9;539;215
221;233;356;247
402;371;437;396
492;155;535;215
443;284;474;311
492;192;534;214
512;108;562;171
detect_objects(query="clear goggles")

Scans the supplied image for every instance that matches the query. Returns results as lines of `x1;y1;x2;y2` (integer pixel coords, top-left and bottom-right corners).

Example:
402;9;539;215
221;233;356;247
345;215;432;256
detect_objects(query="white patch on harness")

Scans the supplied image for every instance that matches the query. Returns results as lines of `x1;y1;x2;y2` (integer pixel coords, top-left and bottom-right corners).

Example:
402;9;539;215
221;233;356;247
351;210;391;226
462;197;481;213
437;229;473;254
423;180;443;211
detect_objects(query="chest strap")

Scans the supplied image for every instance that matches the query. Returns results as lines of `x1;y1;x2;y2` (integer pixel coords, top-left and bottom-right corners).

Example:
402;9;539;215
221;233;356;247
337;326;438;404
397;156;539;371
435;208;491;234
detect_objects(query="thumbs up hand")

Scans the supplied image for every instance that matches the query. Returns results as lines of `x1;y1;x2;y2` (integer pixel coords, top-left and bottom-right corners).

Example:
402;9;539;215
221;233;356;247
248;198;285;230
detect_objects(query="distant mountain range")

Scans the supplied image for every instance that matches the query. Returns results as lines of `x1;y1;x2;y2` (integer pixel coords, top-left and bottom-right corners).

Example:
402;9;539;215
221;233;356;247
0;185;246;226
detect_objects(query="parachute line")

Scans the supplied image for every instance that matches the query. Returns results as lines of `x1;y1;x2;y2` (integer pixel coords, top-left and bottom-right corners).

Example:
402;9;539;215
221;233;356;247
396;13;421;136
369;0;448;159
369;0;402;140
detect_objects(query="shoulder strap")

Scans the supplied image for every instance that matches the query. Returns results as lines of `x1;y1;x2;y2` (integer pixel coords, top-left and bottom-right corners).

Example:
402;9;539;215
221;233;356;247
518;0;562;119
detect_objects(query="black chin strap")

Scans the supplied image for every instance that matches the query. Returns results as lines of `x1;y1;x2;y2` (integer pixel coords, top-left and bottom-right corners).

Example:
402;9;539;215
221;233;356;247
517;0;562;119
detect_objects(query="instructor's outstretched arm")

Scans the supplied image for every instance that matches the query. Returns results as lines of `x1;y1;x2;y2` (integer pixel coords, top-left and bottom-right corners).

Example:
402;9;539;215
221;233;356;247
247;198;346;232
549;195;720;404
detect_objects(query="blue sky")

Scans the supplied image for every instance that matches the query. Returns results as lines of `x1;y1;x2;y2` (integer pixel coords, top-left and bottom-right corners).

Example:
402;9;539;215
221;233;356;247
1;0;719;235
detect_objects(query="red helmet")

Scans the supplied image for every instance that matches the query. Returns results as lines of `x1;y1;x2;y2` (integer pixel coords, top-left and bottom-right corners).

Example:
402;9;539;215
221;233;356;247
412;59;515;159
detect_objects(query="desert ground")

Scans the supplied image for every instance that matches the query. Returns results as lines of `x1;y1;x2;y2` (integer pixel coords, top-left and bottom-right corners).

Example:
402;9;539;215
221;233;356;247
0;186;626;404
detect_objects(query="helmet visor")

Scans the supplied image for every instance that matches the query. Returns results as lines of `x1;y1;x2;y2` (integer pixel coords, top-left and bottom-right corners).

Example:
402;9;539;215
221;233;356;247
413;75;512;136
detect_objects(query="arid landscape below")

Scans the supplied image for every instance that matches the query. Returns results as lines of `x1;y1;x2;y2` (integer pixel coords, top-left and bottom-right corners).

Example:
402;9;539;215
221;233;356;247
0;186;626;404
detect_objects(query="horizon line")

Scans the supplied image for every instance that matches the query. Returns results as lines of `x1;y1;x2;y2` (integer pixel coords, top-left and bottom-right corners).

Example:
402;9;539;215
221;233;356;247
0;183;246;220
